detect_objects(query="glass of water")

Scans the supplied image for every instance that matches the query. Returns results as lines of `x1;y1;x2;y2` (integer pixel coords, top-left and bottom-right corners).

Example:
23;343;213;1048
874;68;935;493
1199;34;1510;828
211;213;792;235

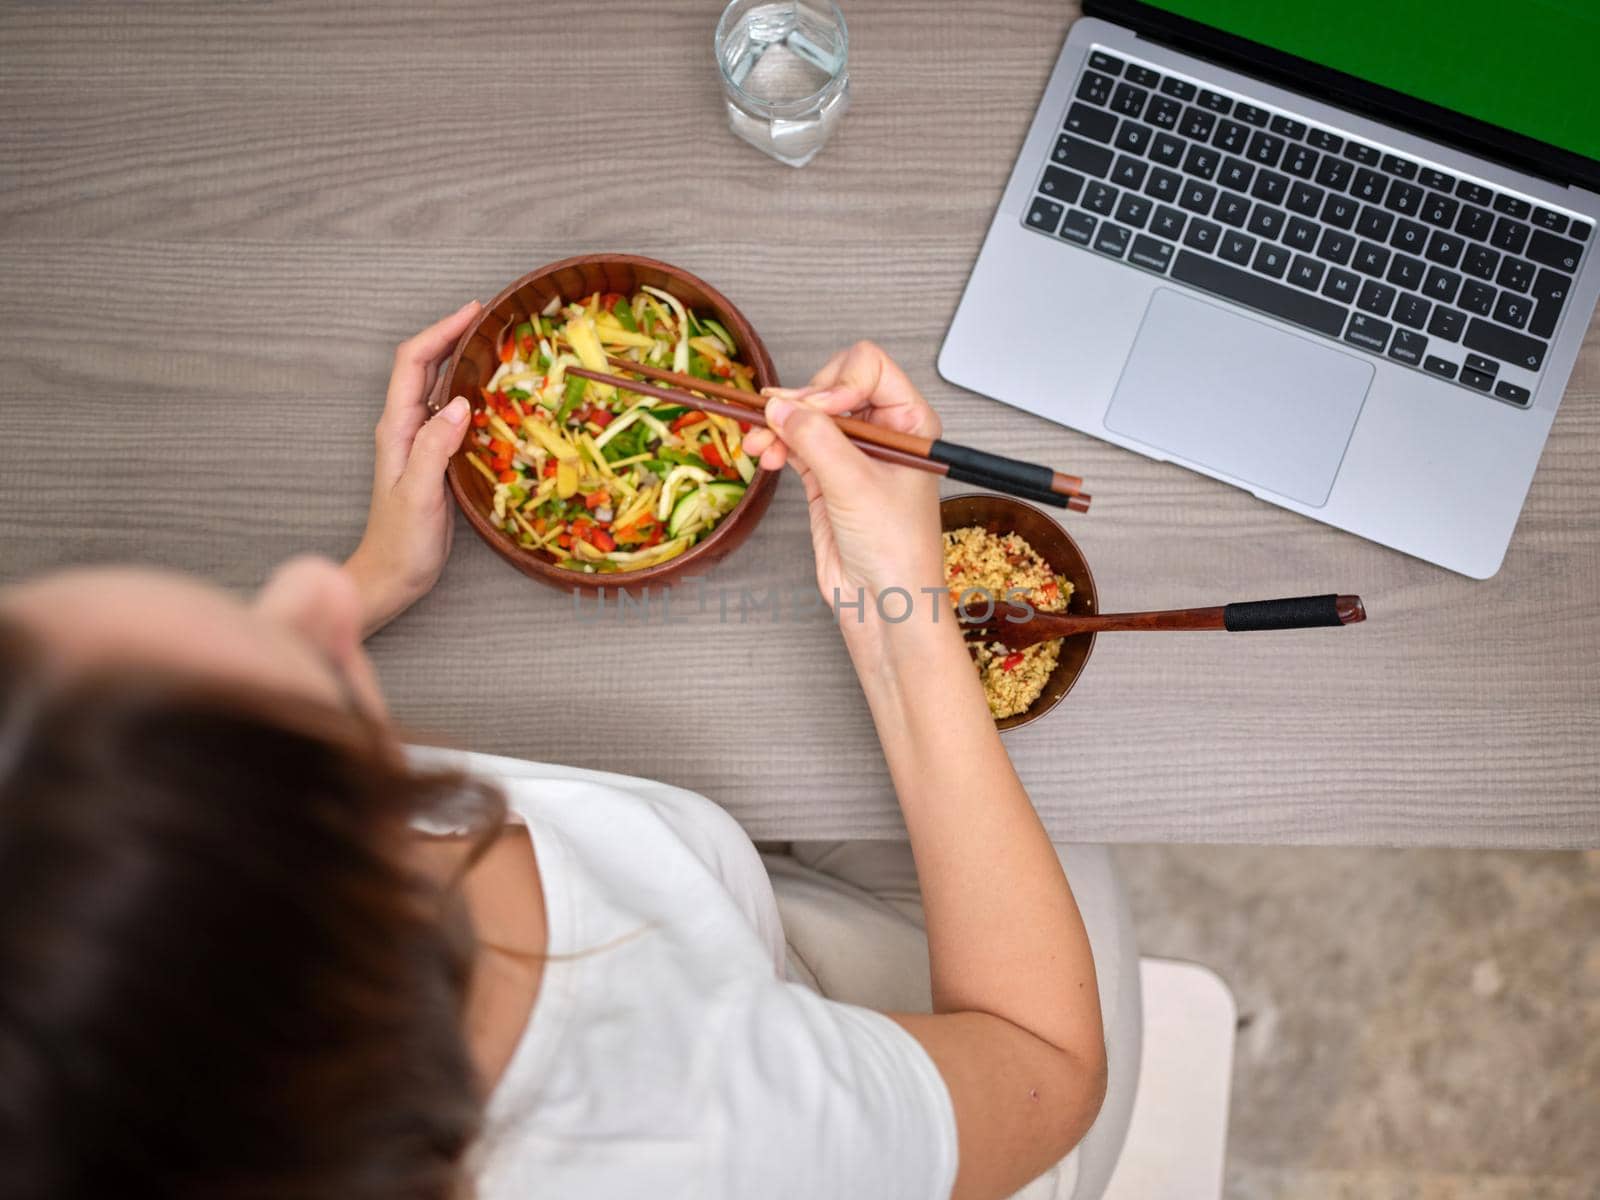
715;1;849;167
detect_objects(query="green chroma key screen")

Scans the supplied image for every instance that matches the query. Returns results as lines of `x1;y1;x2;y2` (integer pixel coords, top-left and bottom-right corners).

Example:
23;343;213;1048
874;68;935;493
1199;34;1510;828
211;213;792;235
1143;0;1600;163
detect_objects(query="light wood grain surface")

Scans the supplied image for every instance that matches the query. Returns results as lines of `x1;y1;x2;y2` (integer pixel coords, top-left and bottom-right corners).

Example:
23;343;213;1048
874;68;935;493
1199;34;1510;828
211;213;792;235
1;1;1596;847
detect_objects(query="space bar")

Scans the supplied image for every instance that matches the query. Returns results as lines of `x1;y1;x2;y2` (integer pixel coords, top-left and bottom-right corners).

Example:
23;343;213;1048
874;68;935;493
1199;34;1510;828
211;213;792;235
1170;250;1347;338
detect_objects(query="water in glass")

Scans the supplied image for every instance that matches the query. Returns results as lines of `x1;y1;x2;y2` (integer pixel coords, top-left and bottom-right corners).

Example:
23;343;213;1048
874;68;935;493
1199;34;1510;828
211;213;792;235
716;2;848;167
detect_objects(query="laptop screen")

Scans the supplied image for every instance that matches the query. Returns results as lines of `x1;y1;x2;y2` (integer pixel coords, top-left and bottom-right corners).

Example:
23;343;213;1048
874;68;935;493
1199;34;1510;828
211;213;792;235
1140;1;1600;164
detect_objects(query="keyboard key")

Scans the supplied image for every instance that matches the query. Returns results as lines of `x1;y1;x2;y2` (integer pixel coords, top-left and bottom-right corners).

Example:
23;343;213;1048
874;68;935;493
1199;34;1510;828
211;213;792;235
1060;209;1097;245
1530;267;1569;338
1316;228;1355;265
1250;170;1289;205
1183;144;1221;180
1490;215;1530;254
1284;216;1320;251
1125;64;1161;88
1380;153;1418;179
1150;204;1187;240
1424;230;1465;267
1218;157;1255;192
1391;218;1428;254
1526;228;1583;273
1065;103;1117;142
1197;89;1232;113
1461;243;1499;280
1253;242;1290;279
1160;76;1197;101
1344;141;1380;165
1212;119;1250;154
1354;240;1390;276
1463;317;1546;371
1423;265;1461;304
1179;179;1218;215
1389;328;1428;364
1234;102;1269;127
1283;145;1318;179
1493;291;1531;329
1393;293;1431;329
1419;168;1455;193
1111;154;1149;189
1321;194;1358;229
1286;181;1324;217
1116;192;1153;228
1315;156;1354;191
1287;254;1324;290
1219;229;1256;265
1114;121;1154;154
1495;380;1531;405
1084;181;1118;215
1344;312;1392;351
1458;279;1495;315
1055;135;1114;177
1455;204;1494;241
1247;129;1285;167
1456;180;1492;205
1423;354;1457;378
1322;267;1360;303
1356;205;1395;241
1094;221;1132;257
1146;96;1184;129
1571;220;1592;241
1493;193;1531;218
1269;114;1307;139
1460;365;1495;392
1352;167;1387;204
1111;82;1150;118
1179;106;1217;141
1039;167;1086;205
1308;128;1343;152
1026;196;1064;233
1247;204;1287;240
1183;217;1221;252
1146;167;1183;203
1496;256;1534;293
1215;192;1251;227
1464;353;1499;376
1419;191;1456;226
1150;131;1186;167
1386;253;1425;290
1171;249;1348;336
1078;70;1115;105
1128;233;1175;272
1088;51;1123;74
1357;279;1396;317
1427;306;1465;341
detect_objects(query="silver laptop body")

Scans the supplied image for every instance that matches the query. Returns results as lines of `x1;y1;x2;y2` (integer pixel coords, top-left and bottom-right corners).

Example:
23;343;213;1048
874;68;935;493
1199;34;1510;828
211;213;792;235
940;16;1600;579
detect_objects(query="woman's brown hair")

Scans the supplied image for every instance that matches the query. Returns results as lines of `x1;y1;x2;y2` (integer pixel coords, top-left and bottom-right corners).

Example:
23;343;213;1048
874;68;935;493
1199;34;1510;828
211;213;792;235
0;618;505;1199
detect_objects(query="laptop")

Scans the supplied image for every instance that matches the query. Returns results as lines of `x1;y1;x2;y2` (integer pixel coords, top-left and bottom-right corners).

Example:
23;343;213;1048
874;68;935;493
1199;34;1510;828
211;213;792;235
939;0;1600;579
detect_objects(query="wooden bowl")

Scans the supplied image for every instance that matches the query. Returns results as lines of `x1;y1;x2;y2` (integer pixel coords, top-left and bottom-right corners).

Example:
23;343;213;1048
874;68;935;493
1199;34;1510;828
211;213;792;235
940;493;1099;732
430;254;780;592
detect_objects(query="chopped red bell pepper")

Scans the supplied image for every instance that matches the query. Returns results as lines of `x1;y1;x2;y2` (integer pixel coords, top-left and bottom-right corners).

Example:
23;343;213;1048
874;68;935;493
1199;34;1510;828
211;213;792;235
471;410;490;428
589;407;614;428
670;410;706;433
589;529;616;552
701;443;724;469
584;489;609;510
542;460;557;478
1000;653;1025;672
497;469;518;484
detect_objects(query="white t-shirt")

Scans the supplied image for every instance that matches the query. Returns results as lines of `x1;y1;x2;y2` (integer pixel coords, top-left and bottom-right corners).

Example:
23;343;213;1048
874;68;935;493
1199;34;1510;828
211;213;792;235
410;748;960;1200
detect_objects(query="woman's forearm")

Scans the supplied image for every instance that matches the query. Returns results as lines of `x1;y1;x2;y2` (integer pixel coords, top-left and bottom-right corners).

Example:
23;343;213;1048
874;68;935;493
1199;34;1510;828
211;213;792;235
850;616;1105;1064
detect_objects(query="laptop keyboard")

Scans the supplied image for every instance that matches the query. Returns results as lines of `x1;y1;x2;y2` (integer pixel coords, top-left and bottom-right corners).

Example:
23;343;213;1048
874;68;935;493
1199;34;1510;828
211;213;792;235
1023;48;1592;408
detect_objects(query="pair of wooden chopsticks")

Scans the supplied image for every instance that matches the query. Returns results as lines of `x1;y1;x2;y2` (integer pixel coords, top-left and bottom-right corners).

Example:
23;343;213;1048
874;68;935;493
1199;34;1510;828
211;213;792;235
558;356;1090;512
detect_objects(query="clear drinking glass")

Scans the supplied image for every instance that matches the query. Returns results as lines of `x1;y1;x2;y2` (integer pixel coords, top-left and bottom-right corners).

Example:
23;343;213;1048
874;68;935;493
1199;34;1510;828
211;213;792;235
715;1;849;167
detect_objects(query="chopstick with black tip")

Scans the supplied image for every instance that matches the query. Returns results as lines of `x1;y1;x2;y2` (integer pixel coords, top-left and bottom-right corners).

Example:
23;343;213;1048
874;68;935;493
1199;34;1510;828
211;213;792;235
588;356;1090;511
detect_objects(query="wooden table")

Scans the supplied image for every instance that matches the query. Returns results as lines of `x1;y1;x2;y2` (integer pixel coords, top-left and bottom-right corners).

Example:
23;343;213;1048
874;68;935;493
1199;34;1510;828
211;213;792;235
2;1;1596;847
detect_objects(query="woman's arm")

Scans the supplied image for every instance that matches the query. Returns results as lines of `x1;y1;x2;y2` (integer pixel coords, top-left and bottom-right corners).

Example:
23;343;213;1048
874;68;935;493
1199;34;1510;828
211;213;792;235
344;300;482;637
746;345;1106;1200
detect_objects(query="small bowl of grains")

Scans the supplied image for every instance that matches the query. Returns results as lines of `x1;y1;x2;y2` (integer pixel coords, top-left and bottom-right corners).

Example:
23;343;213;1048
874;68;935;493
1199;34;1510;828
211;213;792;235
939;493;1099;732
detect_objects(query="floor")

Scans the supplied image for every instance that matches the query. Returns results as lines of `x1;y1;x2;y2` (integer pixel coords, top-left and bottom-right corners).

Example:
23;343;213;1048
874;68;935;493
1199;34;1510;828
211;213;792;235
1114;846;1600;1199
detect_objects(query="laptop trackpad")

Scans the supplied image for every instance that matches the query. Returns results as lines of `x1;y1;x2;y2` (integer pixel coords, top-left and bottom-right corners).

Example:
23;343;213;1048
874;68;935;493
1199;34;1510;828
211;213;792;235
1103;289;1373;507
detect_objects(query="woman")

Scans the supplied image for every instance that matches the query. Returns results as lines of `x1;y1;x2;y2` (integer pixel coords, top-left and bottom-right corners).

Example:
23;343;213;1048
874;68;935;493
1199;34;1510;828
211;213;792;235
0;302;1136;1199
